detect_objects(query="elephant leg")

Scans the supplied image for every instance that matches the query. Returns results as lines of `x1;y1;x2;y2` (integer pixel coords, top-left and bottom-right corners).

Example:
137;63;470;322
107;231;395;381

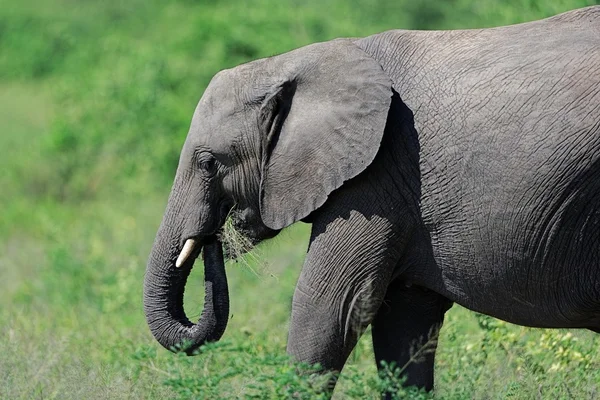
372;280;452;392
286;197;410;391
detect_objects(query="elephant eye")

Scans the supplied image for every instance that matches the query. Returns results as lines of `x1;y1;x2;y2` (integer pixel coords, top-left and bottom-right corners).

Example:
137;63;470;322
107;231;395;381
196;152;217;176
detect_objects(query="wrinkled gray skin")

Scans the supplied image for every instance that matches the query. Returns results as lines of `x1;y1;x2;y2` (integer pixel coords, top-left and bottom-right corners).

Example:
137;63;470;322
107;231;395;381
144;7;600;394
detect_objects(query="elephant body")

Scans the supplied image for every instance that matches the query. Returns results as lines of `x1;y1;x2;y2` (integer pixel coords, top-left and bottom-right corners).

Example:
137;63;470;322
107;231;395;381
355;10;600;330
144;7;600;393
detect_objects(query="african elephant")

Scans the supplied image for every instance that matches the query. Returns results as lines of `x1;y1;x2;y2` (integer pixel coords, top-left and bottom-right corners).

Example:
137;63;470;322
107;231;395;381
144;6;600;393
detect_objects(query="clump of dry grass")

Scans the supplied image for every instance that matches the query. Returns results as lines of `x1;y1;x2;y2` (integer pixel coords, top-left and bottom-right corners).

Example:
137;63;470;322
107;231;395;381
218;216;262;277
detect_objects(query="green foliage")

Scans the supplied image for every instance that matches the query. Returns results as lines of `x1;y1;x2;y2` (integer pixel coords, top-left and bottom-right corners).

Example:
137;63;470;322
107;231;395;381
129;339;435;399
1;0;599;399
435;313;600;399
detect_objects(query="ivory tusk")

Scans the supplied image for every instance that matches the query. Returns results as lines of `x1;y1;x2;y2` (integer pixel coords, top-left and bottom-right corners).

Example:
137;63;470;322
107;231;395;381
176;238;198;268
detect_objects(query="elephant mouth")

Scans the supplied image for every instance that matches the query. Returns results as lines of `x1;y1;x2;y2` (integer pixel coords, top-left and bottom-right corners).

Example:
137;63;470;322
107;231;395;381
176;203;282;265
219;229;259;260
219;209;281;260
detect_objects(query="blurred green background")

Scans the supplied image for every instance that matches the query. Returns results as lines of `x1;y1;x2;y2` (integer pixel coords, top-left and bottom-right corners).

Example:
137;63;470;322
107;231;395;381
1;0;598;398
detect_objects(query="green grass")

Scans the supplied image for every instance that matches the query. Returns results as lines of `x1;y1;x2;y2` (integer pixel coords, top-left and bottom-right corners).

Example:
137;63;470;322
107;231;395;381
1;0;599;398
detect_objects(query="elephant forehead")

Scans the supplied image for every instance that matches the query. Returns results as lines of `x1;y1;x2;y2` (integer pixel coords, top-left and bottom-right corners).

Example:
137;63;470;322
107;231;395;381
194;81;237;124
190;85;239;134
187;86;256;155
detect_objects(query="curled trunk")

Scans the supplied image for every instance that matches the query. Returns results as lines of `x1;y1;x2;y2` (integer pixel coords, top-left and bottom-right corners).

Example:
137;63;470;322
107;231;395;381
143;237;229;355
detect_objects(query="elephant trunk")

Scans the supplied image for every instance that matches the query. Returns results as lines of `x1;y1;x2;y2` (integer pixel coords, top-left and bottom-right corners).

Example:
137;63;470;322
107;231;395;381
143;230;230;355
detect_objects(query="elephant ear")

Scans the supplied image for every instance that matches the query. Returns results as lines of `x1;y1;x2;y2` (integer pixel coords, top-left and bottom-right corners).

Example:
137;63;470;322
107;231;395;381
259;39;393;230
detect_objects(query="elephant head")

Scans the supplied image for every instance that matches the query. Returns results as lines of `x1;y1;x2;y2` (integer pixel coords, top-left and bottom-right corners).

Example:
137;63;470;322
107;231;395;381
143;39;393;354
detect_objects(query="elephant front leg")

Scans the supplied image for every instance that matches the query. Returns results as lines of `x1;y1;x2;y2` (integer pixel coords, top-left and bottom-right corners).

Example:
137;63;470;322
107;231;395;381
372;280;452;393
286;203;409;386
